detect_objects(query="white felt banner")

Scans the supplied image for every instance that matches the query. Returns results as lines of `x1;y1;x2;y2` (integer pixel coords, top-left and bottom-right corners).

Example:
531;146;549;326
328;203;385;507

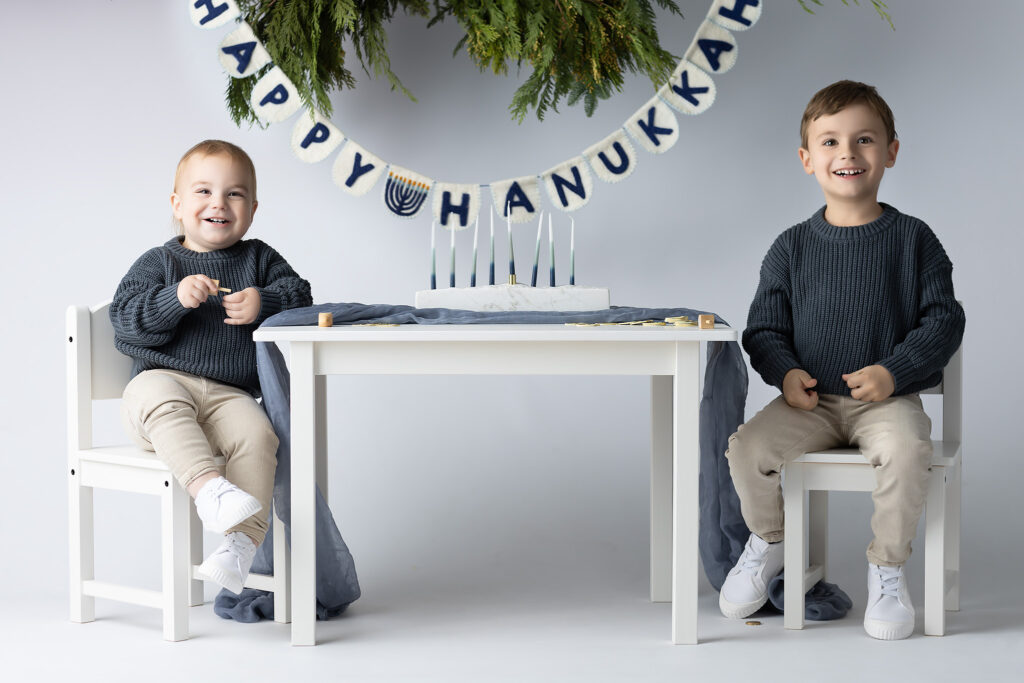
659;60;716;115
250;66;301;123
432;183;481;230
626;98;680;154
542;158;594;212
489;176;543;223
189;0;240;29
382;165;433;220
708;0;762;32
583;130;637;184
332;141;386;197
219;23;272;78
291;110;344;163
685;20;738;75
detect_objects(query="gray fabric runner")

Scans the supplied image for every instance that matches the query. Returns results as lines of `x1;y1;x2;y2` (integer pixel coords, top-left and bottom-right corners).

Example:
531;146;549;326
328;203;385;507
214;302;849;622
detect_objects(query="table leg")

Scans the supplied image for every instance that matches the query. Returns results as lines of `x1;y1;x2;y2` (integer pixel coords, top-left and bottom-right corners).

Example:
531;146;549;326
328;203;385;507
290;341;317;646
650;375;672;603
671;342;700;644
315;375;328;500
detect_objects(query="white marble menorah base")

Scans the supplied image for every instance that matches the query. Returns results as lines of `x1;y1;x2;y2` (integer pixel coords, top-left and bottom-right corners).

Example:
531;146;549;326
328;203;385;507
415;284;610;312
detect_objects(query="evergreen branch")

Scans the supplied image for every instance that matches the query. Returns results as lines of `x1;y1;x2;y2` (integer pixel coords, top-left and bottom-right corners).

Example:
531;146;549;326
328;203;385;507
797;0;894;30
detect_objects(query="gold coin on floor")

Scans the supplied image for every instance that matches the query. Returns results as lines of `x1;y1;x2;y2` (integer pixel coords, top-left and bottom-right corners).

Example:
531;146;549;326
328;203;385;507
745;621;762;626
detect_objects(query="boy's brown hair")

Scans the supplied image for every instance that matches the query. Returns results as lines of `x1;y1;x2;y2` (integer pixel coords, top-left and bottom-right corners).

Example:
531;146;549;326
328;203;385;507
173;139;258;200
799;80;896;149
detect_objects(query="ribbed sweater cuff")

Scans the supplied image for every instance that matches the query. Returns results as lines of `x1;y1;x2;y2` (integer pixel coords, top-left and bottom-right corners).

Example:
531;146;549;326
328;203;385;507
153;285;189;327
878;355;916;394
763;356;802;390
257;288;283;323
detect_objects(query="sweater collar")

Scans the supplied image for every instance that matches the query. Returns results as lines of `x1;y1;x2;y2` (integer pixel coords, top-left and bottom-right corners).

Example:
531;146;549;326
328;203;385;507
165;236;250;259
809;203;898;241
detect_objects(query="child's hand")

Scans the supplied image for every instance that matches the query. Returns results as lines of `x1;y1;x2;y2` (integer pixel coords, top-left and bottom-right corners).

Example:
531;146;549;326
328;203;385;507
783;368;819;411
177;274;218;309
842;365;895;402
222;287;261;326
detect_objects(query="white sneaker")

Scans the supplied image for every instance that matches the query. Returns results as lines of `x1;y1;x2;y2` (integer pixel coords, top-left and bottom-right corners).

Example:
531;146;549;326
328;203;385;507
196;532;257;595
194;476;262;534
864;562;915;640
719;533;784;619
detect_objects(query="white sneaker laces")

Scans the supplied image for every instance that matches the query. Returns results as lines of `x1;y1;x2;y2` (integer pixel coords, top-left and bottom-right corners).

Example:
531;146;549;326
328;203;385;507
876;566;902;598
738;540;769;573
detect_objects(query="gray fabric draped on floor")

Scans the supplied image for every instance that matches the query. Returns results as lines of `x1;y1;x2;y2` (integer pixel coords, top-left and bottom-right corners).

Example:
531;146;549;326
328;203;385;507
214;303;849;622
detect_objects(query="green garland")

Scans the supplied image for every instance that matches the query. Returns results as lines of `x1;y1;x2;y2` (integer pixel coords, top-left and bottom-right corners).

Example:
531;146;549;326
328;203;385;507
225;0;892;127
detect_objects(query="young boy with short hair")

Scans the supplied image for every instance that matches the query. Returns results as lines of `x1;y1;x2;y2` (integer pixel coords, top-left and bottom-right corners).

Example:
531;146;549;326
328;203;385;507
111;140;312;595
719;81;965;640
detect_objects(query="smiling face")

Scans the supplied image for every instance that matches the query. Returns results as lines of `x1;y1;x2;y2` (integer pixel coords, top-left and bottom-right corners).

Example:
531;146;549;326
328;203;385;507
171;152;258;252
798;102;899;224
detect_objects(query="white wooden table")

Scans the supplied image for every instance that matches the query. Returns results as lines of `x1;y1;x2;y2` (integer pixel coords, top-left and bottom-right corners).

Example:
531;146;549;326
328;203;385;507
252;323;737;645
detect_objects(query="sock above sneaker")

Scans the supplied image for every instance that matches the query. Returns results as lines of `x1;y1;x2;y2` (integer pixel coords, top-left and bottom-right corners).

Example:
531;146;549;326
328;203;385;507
194;476;262;534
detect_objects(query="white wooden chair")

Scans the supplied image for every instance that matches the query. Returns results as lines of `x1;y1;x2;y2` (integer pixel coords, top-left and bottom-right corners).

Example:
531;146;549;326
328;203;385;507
783;344;962;635
67;301;290;640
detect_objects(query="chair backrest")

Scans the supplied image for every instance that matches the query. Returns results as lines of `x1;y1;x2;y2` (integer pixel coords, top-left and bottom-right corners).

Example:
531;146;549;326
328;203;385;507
940;342;963;444
66;301;134;451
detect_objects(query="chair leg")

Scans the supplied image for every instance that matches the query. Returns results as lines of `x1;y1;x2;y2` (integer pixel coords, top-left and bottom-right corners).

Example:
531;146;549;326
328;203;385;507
68;469;95;624
783;464;806;630
188;499;205;607
924;466;946;636
946;460;961;611
273;510;291;623
808;490;828;581
161;479;191;641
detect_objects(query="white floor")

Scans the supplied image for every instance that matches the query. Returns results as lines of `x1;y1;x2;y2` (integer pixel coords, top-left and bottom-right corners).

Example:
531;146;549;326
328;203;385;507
8;559;1022;683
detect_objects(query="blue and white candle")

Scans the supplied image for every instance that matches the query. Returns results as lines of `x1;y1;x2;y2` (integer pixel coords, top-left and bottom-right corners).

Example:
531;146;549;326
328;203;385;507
489;211;495;285
548;213;555;287
470;216;479;287
449;223;456;288
430;220;437;290
531;211;543;287
569;216;575;286
506;203;516;280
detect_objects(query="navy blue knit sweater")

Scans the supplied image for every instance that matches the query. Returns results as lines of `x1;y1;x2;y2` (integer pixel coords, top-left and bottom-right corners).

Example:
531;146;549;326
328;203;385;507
110;237;312;396
743;204;965;396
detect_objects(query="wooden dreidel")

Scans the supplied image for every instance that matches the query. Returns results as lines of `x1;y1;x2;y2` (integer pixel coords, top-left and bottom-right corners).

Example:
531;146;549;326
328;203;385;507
698;314;715;329
211;279;231;293
318;312;334;328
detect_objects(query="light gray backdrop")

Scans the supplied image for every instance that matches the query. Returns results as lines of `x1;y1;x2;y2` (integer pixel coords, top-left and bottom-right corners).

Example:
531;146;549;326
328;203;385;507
1;1;1020;617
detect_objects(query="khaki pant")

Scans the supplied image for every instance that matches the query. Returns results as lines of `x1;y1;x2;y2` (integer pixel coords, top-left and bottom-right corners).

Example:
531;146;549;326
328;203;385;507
121;369;278;545
725;394;932;566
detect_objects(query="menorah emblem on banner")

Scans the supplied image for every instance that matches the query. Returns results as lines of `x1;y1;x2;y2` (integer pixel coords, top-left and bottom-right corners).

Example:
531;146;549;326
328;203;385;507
384;171;431;218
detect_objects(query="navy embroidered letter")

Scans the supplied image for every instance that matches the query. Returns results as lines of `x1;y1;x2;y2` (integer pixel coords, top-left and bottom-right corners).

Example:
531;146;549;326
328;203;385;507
698;38;734;72
259;84;289;107
717;0;759;27
504;183;535;215
671;70;709;107
440;192;471;227
300;123;331;149
221;41;256;75
550;166;587;207
636;107;674;147
345;152;375;188
597;142;631;176
193;0;230;26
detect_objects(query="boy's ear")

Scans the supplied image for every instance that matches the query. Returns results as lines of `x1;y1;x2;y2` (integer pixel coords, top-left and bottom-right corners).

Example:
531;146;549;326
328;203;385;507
170;192;182;219
798;147;814;175
885;139;900;168
251;199;258;218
